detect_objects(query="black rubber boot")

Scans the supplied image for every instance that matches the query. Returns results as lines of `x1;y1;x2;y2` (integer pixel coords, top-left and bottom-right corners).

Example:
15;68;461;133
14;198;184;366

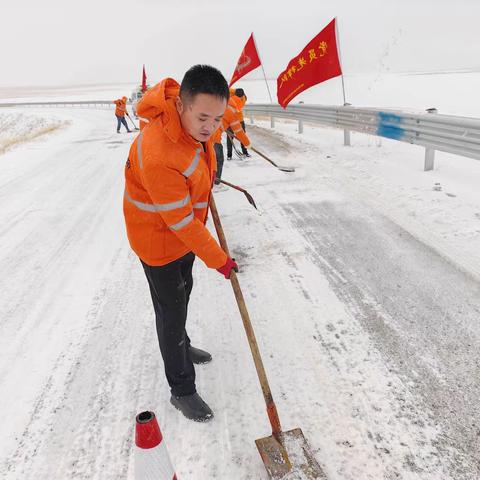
170;392;214;422
188;346;212;364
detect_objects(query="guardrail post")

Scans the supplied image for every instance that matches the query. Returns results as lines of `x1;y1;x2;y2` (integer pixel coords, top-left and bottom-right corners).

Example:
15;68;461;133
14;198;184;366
298;101;304;134
343;103;351;146
424;107;438;171
270;115;275;128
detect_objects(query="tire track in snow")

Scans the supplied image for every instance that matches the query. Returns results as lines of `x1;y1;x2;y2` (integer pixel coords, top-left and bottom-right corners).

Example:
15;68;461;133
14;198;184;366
281;198;480;479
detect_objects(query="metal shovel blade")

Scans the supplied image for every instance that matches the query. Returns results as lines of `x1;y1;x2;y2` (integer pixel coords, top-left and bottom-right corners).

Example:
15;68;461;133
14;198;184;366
249;146;296;173
256;428;327;479
278;165;296;173
243;190;258;210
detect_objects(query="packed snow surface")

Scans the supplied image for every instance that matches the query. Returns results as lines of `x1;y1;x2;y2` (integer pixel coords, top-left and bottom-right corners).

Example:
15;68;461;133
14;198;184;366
0;106;479;479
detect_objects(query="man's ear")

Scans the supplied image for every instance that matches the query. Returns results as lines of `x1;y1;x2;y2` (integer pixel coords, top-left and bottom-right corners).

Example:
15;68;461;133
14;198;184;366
175;96;183;115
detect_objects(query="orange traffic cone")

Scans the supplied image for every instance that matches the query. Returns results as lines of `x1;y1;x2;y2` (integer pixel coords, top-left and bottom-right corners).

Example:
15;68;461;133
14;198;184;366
135;411;177;480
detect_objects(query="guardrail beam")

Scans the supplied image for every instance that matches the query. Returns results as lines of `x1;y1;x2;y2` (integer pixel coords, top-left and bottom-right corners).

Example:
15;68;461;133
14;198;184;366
244;103;480;164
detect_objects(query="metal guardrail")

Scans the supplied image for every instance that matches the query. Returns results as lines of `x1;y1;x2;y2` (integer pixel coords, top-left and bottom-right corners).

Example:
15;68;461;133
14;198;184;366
245;103;480;170
0;100;115;108
2;100;479;170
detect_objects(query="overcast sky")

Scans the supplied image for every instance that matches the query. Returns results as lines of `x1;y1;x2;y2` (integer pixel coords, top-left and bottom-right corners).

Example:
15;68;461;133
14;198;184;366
2;0;480;88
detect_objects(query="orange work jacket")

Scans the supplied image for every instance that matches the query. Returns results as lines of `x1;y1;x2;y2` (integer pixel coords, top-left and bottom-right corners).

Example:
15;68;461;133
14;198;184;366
123;78;227;269
211;98;251;146
230;94;246;122
114;98;127;117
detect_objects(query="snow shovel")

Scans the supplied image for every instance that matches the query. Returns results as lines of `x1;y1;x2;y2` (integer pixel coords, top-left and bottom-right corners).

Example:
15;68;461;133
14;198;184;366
210;195;327;480
250;146;295;173
226;131;295;173
219;179;258;210
231;141;247;160
126;113;140;131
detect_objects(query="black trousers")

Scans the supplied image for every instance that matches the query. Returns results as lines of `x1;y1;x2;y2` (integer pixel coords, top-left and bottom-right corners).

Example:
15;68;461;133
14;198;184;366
141;252;196;396
226;121;248;157
214;142;224;180
116;115;130;132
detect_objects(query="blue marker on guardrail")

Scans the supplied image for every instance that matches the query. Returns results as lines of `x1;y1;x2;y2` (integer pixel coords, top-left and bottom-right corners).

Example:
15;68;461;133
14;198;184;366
377;112;405;141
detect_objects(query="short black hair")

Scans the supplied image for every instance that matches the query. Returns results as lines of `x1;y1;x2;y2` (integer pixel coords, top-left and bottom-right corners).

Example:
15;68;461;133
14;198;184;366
234;88;245;98
180;65;229;104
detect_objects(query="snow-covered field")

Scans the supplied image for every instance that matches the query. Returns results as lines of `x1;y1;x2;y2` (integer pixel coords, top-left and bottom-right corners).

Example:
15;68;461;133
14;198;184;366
0;104;479;480
2;71;480;117
0;112;67;155
0;83;132;104
240;71;480;118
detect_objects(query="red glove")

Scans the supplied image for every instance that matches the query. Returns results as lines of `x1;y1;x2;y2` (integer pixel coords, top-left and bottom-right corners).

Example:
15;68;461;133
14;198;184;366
217;257;238;279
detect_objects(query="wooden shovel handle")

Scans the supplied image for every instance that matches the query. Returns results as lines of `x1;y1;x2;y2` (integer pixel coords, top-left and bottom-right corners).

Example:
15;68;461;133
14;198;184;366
210;195;282;436
250;146;280;168
224;130;285;170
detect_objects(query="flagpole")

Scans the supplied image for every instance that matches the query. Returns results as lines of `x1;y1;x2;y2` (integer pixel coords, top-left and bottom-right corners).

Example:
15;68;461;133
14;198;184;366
252;33;274;103
334;17;347;105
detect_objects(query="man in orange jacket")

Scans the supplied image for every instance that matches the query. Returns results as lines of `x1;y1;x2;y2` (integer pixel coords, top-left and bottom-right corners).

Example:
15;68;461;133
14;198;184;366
123;65;238;421
211;99;251;184
114;96;131;133
226;87;250;159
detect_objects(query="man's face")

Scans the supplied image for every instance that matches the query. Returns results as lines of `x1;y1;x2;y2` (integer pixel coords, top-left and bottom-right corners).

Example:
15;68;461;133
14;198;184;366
176;93;226;142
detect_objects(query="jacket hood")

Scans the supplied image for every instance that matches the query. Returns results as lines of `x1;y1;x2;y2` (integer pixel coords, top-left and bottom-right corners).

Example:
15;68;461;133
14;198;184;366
136;78;181;142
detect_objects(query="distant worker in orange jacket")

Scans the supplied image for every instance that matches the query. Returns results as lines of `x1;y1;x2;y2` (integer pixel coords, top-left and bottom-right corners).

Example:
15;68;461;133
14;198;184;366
211;99;251;184
123;65;238;422
114;96;131;133
226;87;250;159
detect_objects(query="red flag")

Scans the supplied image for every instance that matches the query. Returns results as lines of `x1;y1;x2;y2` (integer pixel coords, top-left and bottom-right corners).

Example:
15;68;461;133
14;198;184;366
229;34;261;87
141;65;147;93
277;18;342;108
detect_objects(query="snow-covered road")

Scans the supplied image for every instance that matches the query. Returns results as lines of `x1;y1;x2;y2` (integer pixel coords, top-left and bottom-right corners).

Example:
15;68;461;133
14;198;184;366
1;108;479;479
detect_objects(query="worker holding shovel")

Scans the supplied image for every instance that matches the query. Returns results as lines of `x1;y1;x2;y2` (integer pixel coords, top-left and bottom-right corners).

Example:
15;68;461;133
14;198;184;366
211;99;252;188
113;96;131;133
123;65;238;422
